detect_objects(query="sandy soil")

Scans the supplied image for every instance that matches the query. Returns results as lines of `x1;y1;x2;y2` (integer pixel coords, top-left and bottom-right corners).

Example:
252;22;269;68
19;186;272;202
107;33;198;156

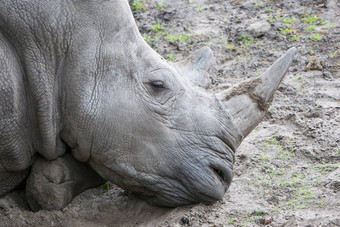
1;0;339;226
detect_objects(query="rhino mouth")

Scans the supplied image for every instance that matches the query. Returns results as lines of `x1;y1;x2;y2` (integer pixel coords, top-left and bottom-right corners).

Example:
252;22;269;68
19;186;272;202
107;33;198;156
211;166;230;189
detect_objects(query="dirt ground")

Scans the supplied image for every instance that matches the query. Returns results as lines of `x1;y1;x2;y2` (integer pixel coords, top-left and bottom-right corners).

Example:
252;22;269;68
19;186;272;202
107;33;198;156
1;0;339;226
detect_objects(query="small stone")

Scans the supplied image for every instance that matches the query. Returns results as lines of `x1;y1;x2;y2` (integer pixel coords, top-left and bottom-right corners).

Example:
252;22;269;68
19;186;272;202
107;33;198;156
257;218;266;225
247;21;271;37
306;56;323;71
232;0;244;5
323;71;333;81
266;196;279;204
181;216;191;225
265;216;273;225
318;30;328;36
207;15;216;20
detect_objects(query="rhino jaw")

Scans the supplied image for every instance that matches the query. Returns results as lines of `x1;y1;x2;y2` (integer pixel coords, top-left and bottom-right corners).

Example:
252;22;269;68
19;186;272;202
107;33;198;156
217;47;296;140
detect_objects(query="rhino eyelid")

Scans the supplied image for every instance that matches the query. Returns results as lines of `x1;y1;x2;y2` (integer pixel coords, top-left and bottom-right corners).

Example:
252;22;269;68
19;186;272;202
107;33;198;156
148;80;166;90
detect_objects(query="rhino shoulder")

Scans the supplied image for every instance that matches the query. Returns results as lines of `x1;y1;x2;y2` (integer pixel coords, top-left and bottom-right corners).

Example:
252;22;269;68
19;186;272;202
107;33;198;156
0;32;34;172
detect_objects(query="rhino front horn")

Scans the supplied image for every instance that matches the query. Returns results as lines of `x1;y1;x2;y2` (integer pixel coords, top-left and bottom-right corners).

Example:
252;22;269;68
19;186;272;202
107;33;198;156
217;47;296;138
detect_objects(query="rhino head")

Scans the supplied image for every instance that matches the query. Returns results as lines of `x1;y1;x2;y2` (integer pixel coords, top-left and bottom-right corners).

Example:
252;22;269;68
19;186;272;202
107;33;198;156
58;1;295;207
0;0;295;208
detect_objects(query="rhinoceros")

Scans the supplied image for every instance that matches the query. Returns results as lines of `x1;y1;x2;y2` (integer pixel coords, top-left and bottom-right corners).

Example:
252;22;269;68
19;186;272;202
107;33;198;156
0;0;296;210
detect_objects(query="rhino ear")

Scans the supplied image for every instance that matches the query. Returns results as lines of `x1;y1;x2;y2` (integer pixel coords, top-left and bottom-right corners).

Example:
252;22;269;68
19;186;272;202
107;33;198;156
217;47;296;139
175;46;215;88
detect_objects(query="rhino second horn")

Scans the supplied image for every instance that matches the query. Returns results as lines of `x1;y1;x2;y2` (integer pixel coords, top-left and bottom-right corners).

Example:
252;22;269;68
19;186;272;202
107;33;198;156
176;46;215;88
217;47;296;138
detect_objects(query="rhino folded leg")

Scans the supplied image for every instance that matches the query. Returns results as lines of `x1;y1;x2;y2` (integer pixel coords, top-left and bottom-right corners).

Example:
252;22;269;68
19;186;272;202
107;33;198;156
26;153;105;211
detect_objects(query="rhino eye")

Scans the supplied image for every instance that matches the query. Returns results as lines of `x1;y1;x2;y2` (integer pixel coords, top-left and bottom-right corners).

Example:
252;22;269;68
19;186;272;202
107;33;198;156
148;80;166;91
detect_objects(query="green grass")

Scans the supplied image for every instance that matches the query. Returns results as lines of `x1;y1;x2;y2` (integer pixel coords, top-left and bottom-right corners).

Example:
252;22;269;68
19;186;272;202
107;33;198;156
310;33;323;41
131;0;145;11
303;15;324;25
249;131;338;215
322;23;336;29
228;218;236;224
143;35;152;45
251;210;267;216
240;34;246;40
151;22;164;33
283;16;297;24
225;41;235;51
280;25;296;35
252;165;320;210
142;22;169;49
168;53;176;62
268;14;330;41
167;34;191;42
305;25;316;32
101;183;110;193
142;22;171;49
277;173;306;188
330;50;340;58
241;53;252;63
156;2;164;9
290;35;301;42
277;141;295;159
286;185;317;210
103;183;110;190
268;167;285;179
239;36;254;49
316;163;339;173
269;15;282;23
259;152;271;162
251;152;326;211
264;136;278;145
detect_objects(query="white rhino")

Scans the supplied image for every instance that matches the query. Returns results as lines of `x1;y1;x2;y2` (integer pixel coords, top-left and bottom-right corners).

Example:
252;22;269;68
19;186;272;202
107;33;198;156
0;0;296;210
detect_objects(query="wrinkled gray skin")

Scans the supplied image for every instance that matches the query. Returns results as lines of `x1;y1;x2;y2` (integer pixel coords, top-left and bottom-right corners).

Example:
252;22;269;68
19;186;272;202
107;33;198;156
0;0;296;210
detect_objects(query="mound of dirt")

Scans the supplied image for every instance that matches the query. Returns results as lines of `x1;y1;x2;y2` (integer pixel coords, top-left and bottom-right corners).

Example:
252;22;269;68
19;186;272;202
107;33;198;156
1;0;339;226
